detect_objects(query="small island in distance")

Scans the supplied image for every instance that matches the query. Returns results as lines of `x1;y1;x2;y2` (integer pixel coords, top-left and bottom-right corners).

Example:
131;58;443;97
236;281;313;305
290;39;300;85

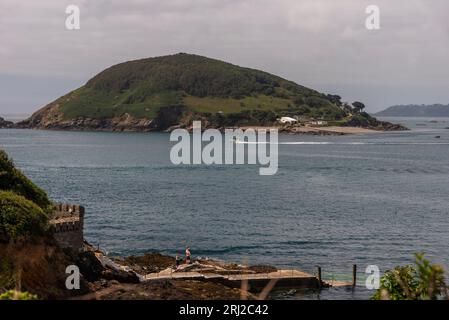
14;53;406;133
375;104;449;117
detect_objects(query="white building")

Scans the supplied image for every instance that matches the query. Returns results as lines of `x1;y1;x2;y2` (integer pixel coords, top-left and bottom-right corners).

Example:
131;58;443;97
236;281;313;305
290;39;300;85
278;117;298;124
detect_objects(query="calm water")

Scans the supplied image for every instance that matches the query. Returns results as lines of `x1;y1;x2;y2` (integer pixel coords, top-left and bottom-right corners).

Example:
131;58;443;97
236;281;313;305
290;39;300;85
1;117;449;299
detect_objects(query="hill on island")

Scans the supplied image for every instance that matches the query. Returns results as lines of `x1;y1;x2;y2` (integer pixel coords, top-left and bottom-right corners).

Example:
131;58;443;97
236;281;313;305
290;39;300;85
19;53;397;131
375;104;449;117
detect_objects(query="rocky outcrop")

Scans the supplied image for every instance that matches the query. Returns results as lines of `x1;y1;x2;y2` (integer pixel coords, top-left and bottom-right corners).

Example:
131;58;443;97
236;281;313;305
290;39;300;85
0;241;91;299
17;104;186;132
343;114;409;131
19;115;157;132
90;278;255;300
0;117;14;128
375;121;409;131
17;103;158;132
118;253;176;274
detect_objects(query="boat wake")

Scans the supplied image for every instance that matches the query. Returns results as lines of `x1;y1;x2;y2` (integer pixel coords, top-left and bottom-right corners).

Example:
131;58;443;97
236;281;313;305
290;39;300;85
235;140;449;145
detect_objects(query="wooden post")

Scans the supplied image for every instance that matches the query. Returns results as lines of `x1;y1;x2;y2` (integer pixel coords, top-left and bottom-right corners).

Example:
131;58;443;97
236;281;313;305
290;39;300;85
352;264;357;288
317;266;322;289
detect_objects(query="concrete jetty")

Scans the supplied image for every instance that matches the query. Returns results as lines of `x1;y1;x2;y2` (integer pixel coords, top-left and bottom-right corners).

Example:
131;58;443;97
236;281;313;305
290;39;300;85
143;268;339;291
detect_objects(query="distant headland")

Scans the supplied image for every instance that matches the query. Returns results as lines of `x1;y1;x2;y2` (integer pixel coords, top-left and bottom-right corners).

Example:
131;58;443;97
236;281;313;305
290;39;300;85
375;104;449;117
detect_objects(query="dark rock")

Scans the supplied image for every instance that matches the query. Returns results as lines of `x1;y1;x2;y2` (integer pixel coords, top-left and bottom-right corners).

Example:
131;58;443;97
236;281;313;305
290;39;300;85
101;268;140;284
248;265;278;274
74;251;105;282
0;117;14;128
121;252;175;274
344;116;409;131
70;249;140;284
378;121;409;131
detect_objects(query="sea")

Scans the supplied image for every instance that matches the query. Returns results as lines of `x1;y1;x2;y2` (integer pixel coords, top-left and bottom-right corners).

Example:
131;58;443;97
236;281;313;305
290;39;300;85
1;116;448;299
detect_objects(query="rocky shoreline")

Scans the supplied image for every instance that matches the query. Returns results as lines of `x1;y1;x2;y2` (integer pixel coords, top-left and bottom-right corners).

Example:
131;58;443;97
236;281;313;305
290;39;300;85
0;110;409;136
2;238;337;300
14;114;161;132
9;119;408;135
68;242;294;300
7;104;408;134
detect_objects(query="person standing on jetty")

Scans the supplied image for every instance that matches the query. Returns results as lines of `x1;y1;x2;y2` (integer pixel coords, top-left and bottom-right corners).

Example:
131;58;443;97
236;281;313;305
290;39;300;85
175;254;181;269
185;247;191;264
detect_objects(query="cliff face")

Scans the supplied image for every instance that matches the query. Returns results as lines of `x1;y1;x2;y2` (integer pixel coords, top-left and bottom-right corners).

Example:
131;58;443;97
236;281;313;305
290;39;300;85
0;241;91;299
18;102;186;132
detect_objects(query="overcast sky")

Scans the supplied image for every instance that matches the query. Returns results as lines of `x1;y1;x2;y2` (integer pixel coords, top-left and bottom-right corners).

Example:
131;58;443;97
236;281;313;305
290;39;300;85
1;0;449;115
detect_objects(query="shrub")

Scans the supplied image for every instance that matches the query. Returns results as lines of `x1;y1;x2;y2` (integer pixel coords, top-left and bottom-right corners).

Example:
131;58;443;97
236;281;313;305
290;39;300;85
0;191;49;242
0;150;51;211
372;253;448;300
0;290;38;300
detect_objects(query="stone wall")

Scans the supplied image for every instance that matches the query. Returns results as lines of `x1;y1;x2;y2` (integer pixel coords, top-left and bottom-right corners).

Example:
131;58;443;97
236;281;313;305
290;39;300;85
50;203;85;250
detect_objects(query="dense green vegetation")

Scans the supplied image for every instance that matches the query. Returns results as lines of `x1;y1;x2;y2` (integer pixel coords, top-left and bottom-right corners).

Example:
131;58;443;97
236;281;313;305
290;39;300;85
85;53;316;99
54;53;348;122
372;254;448;300
0;150;51;211
0;191;49;242
0;150;51;242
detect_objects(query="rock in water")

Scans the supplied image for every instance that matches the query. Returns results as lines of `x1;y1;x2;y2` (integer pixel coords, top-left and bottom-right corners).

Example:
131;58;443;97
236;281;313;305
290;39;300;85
0;117;14;128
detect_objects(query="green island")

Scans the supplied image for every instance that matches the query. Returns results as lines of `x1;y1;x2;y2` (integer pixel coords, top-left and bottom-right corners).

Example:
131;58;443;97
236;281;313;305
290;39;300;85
17;53;406;133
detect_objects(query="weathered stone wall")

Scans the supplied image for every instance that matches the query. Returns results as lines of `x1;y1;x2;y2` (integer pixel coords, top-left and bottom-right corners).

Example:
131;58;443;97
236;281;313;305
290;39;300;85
50;203;85;250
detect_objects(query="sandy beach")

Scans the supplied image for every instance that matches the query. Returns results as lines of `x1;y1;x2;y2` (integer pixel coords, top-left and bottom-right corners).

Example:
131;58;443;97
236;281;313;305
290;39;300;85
300;126;378;134
238;126;379;135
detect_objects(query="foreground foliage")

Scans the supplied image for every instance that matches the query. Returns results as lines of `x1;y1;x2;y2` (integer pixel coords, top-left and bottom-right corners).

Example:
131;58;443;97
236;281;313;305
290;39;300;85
0;290;38;300
372;253;448;300
0;191;49;242
0;150;51;242
0;150;51;211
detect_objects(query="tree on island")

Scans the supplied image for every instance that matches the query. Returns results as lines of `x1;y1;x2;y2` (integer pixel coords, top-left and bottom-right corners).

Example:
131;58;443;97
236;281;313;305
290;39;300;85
352;101;366;113
326;94;343;107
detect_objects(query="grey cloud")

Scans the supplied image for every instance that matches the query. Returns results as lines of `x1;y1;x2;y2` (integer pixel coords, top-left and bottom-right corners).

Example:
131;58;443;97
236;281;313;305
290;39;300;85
0;0;448;113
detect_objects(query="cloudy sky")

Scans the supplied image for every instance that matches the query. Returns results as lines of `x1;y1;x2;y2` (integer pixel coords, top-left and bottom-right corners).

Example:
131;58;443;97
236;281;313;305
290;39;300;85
1;0;449;115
